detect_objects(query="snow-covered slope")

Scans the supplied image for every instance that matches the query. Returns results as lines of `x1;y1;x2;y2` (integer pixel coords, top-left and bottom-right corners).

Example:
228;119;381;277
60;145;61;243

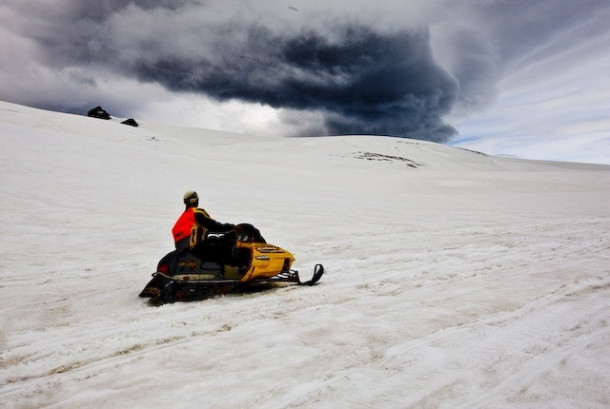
1;101;609;409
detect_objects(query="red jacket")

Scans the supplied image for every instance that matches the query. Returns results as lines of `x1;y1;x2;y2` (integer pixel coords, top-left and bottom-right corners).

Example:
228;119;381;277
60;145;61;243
172;207;235;250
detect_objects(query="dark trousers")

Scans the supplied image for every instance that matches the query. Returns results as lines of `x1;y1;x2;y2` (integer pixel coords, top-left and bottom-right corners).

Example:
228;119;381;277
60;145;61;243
194;232;237;264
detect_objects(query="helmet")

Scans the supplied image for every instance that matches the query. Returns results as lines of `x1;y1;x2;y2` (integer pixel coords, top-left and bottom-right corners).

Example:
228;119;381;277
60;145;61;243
183;190;199;206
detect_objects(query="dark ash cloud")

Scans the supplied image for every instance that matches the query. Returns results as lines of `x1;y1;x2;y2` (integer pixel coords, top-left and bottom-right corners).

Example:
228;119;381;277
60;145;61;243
134;26;458;140
3;1;459;141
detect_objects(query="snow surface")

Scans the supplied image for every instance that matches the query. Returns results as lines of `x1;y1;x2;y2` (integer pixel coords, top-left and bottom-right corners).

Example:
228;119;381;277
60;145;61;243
1;101;609;409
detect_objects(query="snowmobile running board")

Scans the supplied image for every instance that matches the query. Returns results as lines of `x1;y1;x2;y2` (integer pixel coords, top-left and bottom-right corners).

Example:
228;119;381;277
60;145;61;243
151;264;324;287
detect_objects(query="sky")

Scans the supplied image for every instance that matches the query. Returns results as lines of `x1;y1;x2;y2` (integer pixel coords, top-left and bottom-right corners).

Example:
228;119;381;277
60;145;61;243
1;0;609;164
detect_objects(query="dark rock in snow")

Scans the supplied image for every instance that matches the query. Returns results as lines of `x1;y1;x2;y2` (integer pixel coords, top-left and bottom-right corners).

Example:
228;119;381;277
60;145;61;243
121;118;139;127
87;106;111;120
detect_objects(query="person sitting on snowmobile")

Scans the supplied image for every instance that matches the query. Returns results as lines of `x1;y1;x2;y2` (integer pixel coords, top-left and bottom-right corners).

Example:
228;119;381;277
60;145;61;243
172;190;236;263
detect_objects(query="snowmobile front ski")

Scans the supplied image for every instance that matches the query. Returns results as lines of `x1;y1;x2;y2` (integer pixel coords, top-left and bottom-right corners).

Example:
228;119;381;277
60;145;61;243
279;263;324;286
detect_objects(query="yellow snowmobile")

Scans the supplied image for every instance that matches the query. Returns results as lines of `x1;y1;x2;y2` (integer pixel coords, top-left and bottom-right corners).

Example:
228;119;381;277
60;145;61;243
139;224;324;305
